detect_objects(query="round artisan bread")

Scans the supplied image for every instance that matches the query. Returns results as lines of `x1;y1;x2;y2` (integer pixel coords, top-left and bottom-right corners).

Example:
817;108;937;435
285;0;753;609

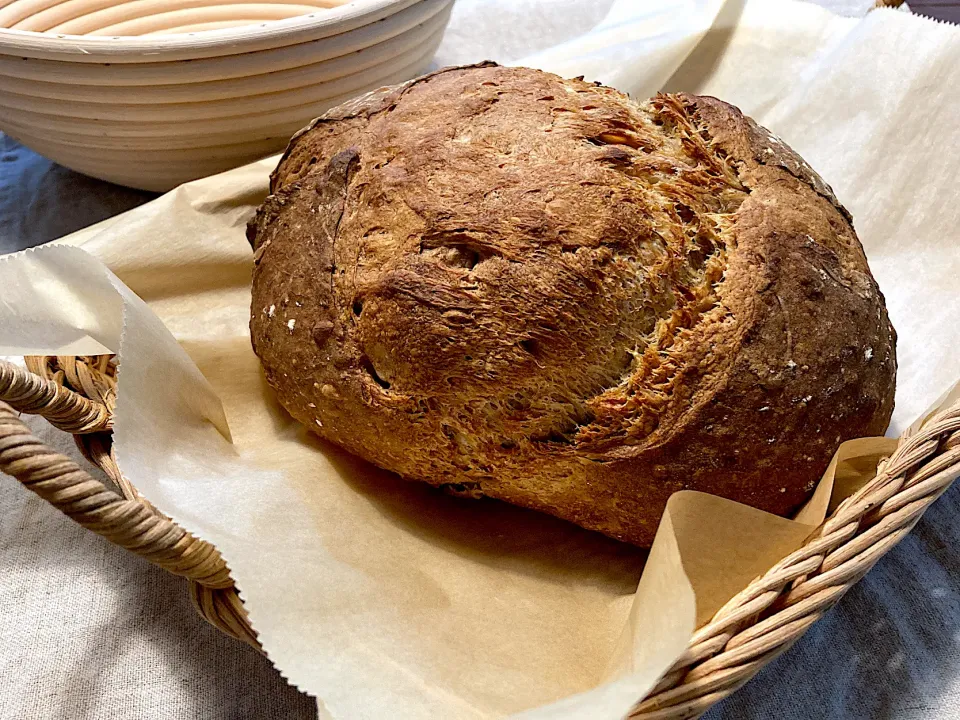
247;63;896;546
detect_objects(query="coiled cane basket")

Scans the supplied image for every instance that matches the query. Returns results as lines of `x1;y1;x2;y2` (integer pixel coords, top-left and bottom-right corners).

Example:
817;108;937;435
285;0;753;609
1;354;959;718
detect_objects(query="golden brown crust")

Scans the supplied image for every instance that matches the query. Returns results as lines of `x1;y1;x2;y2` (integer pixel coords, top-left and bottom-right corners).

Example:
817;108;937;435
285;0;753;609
248;65;896;545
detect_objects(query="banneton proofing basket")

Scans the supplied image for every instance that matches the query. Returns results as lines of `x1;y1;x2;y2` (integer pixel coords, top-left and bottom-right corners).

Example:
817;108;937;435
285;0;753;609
0;0;453;191
1;353;960;717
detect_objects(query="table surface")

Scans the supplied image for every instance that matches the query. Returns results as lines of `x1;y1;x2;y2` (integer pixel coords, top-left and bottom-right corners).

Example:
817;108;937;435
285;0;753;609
4;2;960;719
908;0;960;23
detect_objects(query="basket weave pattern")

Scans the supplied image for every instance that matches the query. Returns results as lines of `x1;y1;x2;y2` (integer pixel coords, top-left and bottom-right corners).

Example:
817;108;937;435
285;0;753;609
0;357;255;646
2;354;959;717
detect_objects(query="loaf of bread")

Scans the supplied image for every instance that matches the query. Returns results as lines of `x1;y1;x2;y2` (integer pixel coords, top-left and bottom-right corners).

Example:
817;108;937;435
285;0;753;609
248;63;896;546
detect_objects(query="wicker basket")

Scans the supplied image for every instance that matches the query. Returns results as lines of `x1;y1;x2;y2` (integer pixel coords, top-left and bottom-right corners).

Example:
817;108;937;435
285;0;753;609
0;1;943;713
1;353;958;718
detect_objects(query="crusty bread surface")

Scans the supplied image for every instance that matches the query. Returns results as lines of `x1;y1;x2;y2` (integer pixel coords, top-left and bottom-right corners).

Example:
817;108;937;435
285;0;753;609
248;63;896;545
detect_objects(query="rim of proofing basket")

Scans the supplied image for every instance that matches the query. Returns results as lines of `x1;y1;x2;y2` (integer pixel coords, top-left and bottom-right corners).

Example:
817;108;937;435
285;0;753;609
0;0;435;62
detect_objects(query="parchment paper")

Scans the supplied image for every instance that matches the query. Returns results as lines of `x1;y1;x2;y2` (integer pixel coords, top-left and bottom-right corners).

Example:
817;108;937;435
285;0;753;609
0;1;958;718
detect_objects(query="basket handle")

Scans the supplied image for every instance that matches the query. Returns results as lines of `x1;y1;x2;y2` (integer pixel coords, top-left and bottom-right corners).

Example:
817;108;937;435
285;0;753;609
0;359;112;434
0;396;233;589
0;358;258;645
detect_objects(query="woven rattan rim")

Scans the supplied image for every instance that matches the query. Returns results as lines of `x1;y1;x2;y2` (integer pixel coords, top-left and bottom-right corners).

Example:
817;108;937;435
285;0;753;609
2;354;959;716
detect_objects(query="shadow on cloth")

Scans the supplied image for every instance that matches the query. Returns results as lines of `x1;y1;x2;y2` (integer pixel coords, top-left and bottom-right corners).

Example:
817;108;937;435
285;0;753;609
0;136;154;255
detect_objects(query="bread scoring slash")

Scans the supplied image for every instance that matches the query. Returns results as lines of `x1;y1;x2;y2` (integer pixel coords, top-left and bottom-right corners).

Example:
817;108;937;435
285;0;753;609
247;63;896;546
